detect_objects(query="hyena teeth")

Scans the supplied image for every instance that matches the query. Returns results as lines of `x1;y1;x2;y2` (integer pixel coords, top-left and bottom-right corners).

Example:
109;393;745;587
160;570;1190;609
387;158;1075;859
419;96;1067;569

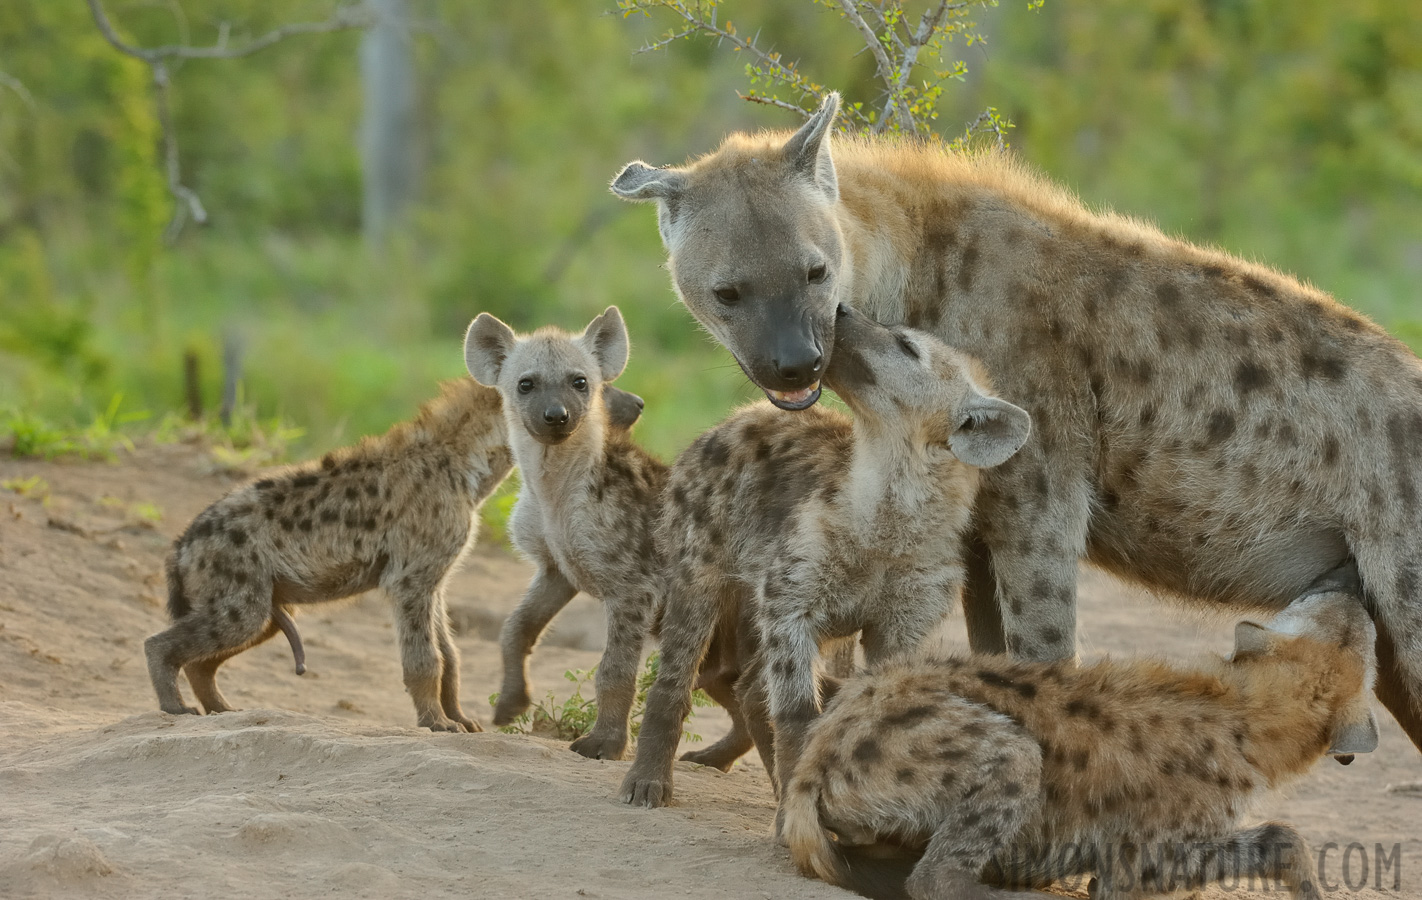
769;382;819;405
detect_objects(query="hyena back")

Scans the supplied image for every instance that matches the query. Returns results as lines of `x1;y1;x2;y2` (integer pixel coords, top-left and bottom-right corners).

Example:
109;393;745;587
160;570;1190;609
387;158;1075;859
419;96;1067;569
146;378;643;732
612;93;1422;751
464;306;668;761
783;562;1377;900
622;308;1029;809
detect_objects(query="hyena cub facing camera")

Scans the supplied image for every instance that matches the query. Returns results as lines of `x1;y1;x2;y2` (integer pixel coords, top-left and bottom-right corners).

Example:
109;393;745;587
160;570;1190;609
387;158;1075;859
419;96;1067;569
465;306;668;760
145;377;645;732
783;562;1379;900
622;306;1031;809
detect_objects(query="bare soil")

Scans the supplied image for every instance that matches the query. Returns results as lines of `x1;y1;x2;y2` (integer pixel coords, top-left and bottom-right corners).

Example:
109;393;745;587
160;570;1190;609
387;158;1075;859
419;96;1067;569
1;445;1417;899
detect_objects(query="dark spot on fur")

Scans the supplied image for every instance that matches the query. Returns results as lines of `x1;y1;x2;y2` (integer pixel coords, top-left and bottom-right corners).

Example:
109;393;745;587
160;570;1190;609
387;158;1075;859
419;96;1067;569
1155;283;1181;307
292;474;319;489
1201;410;1237;448
976;670;1038;699
1300;349;1347;382
1321;435;1340;467
255;479;277;490
852;738;881;763
956;239;980;293
1233;361;1271;395
896;768;916;784
1038;626;1063;646
226;607;240;622
1138;405;1156;428
884;705;936;728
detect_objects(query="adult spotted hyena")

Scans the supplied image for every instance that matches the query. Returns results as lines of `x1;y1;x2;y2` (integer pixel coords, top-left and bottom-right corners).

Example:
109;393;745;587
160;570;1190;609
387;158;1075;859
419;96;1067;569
781;562;1377;900
611;92;1422;750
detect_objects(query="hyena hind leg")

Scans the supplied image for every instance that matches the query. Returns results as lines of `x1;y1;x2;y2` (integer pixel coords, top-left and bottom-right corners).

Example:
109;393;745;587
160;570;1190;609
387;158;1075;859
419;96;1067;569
680;665;754;772
570;594;648;760
184;618;282;714
145;588;275;716
388;574;464;733
1092;823;1318;900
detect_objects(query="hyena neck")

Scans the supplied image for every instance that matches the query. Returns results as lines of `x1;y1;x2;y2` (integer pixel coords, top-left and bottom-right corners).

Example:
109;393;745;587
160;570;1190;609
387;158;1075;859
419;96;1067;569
379;378;511;499
510;411;606;513
841;417;969;540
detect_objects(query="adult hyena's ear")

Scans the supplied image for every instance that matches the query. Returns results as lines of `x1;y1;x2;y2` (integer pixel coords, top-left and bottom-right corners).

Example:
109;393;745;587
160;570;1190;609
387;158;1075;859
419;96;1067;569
948;394;1031;468
782;91;840;202
610;162;687;203
464;313;517;387
581;306;630;383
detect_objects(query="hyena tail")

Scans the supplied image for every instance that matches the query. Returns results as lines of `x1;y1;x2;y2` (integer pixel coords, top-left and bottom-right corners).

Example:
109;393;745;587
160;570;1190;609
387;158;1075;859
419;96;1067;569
782;778;916;900
164;550;191;620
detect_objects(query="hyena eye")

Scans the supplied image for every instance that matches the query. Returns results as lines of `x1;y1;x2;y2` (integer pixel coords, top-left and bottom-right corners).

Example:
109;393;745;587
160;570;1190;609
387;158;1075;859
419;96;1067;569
807;263;828;284
517;378;535;394
713;286;740;305
572;376;588;392
896;335;921;360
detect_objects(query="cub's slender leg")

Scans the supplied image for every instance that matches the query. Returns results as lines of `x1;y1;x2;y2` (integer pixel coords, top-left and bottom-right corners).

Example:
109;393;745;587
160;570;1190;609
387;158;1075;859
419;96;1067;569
960;527;1007;655
145;585;273;716
434;594;479;732
570;593;648;760
681;639;754;771
386;568;462;733
494;565;578;726
184;618;280;714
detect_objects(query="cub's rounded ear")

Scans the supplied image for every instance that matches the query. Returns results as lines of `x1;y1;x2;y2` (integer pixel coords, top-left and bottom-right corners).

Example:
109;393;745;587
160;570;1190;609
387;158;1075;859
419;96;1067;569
1232;620;1273;658
610;162;687;202
464;313;517;387
948;396;1031;468
603;385;645;430
582;305;630;382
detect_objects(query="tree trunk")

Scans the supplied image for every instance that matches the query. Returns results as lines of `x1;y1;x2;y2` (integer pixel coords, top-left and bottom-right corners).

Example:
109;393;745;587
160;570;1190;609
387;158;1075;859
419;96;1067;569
360;0;416;245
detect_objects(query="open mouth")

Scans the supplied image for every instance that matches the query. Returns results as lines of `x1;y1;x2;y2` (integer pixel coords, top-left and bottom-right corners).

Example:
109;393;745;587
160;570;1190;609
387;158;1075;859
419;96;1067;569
764;382;821;411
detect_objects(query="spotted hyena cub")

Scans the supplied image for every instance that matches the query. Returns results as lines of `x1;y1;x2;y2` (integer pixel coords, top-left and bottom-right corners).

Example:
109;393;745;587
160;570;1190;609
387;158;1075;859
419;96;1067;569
464;306;669;760
622;306;1031;808
783;561;1379;900
145;377;645;732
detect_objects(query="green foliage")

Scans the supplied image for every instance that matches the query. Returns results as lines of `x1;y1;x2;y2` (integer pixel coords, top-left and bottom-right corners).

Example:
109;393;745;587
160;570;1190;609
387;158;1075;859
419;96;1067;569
491;652;713;743
618;0;1024;143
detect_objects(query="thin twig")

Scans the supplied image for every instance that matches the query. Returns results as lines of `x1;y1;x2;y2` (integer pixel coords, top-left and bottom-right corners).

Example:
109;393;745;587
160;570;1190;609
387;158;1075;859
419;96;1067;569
630;4;803;90
87;0;368;63
0;71;35;109
85;0;369;240
740;92;815;118
835;0;896;89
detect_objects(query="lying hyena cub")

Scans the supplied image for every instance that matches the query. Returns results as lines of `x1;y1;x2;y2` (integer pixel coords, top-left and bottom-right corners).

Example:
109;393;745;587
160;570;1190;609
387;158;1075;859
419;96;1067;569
783;561;1380;900
465;306;668;760
145;377;644;732
622;306;1031;808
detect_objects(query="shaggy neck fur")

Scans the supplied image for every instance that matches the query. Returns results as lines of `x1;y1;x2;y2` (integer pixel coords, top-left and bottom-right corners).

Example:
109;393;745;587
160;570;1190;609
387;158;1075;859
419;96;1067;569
508;399;608;514
840;413;975;545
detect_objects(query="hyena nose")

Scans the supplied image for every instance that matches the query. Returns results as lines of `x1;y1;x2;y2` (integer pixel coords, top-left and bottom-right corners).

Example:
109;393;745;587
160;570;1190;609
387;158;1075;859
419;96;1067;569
774;352;824;386
543;405;569;426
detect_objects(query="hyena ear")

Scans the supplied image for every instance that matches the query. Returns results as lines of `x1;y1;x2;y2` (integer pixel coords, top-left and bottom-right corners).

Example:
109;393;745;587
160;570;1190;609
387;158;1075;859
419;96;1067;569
782;91;840;202
581;305;630;383
948;395;1031;468
1232;620;1273;658
1329;701;1380;759
602;385;645;430
610;161;687;203
464;313;517;387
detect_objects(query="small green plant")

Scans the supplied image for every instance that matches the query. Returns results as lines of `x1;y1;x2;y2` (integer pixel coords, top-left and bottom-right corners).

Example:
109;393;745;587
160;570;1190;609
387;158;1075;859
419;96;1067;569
1;475;50;500
0;395;147;460
491;652;714;742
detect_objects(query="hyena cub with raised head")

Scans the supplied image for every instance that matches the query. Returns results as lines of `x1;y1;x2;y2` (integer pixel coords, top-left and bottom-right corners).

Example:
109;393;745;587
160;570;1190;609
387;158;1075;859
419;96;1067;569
783;561;1379;900
146;377;645;732
465;306;668;760
622;306;1031;808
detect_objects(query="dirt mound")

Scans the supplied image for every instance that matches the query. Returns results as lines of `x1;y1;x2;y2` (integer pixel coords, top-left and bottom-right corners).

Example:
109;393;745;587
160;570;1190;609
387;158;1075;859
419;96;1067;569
1;446;1418;898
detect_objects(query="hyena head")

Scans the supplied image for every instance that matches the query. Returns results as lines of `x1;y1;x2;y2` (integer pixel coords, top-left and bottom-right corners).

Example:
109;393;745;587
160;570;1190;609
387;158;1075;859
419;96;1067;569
826;304;1031;469
1233;559;1380;762
611;93;845;411
464;306;630;445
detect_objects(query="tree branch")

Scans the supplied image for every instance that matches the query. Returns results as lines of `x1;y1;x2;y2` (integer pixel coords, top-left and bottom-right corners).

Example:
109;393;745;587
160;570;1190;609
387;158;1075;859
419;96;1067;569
86;0;370;240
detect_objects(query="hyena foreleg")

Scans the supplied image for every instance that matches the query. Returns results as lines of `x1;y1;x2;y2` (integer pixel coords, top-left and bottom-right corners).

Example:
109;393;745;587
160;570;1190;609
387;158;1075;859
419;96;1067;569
570;593;649;760
494;566;578;726
387;570;464;733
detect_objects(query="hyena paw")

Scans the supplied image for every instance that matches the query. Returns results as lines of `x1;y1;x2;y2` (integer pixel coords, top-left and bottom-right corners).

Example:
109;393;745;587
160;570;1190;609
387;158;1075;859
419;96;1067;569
569;731;628;761
619;768;673;808
455;715;482;733
680;746;737;773
160;703;202;717
420;714;465;733
492;689;532;726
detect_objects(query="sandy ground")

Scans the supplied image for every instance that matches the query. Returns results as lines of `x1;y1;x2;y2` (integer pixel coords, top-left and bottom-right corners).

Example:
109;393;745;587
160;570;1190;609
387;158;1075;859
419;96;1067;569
1;444;1419;899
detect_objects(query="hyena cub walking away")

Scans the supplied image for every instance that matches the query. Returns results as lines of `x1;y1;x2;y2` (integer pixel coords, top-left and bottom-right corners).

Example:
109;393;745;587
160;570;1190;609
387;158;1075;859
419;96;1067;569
622;307;1030;807
783;562;1379;900
146;377;644;732
465;306;668;760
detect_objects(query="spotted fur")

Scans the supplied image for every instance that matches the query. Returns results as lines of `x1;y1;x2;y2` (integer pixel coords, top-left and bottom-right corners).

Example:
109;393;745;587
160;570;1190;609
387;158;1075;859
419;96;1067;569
783;563;1376;900
620;308;1029;811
